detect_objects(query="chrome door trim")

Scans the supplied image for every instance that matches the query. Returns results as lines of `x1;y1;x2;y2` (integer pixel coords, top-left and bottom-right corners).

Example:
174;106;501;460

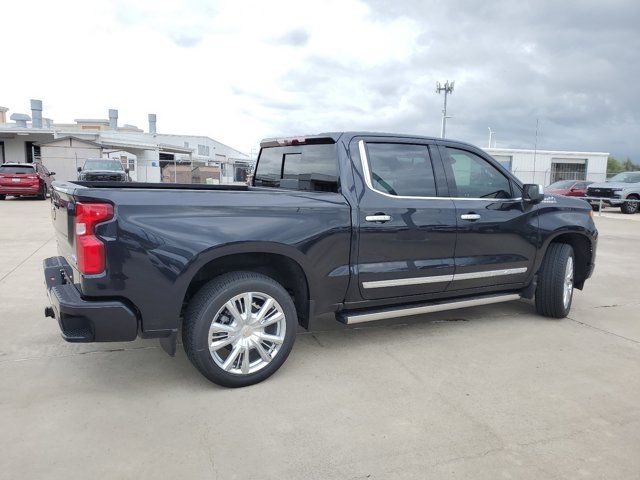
362;273;454;289
357;140;522;202
452;267;527;281
361;267;527;289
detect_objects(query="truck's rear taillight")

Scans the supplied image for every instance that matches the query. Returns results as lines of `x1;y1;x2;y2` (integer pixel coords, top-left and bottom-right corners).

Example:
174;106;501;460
75;202;114;275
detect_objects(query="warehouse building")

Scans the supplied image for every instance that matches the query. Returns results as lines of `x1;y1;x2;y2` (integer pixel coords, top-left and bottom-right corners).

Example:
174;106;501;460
0;100;251;184
485;147;609;186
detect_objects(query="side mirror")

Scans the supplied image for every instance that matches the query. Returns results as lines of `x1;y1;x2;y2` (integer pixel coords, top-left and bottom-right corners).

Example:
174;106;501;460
77;167;82;172
523;184;545;204
49;171;56;176
125;168;130;174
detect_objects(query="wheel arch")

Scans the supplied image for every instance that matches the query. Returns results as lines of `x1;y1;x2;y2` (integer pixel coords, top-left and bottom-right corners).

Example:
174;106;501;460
540;231;594;290
179;242;314;328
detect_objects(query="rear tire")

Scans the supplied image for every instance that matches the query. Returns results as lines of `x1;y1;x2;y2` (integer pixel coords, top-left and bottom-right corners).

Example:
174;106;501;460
182;271;297;387
621;196;639;214
0;194;5;200
535;243;575;318
591;203;601;212
37;186;47;200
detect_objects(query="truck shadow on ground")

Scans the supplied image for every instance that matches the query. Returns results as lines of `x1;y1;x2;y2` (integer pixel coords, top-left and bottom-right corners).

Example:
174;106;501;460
57;300;541;392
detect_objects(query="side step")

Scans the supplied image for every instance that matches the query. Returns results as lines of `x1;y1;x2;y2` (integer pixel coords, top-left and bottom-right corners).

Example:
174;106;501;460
338;293;522;325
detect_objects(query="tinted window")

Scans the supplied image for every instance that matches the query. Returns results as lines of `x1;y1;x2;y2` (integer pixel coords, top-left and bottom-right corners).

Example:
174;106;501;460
254;144;338;192
366;143;437;197
444;148;512;199
0;165;35;174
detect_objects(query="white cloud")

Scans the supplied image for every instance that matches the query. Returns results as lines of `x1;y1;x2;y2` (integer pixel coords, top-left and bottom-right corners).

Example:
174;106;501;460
2;0;639;158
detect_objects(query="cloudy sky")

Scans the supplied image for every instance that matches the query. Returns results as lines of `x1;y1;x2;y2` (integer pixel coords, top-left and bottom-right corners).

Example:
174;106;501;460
2;0;639;158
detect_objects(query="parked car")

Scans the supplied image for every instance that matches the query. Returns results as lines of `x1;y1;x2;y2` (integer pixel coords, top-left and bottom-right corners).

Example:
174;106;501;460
77;158;129;182
546;180;592;197
43;132;597;387
0;162;55;200
586;171;640;214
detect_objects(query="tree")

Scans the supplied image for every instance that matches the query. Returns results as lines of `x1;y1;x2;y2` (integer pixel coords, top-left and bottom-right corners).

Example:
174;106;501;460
623;157;637;171
608;156;638;174
608;156;623;174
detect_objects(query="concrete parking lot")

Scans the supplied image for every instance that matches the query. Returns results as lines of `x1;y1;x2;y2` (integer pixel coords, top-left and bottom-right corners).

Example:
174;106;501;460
1;198;639;480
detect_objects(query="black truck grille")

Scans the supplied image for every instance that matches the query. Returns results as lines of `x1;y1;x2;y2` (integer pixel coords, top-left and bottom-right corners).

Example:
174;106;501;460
587;187;615;198
86;174;123;181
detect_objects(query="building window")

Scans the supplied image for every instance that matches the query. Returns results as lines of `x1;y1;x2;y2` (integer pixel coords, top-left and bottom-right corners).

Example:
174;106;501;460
550;160;586;183
25;142;41;163
184;141;189;148
491;155;512;171
197;144;210;156
119;156;135;172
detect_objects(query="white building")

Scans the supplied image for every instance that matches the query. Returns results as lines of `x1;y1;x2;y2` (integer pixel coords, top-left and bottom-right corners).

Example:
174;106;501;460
0;100;251;184
485;147;609;186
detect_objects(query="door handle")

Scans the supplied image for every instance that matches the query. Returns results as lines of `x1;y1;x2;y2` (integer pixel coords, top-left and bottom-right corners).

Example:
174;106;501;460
460;213;481;221
365;214;392;223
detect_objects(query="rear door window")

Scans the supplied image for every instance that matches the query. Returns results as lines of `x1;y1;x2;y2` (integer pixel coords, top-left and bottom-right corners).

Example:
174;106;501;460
365;143;437;197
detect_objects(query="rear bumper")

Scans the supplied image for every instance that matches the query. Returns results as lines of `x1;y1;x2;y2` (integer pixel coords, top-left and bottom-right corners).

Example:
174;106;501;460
0;184;40;195
43;256;138;342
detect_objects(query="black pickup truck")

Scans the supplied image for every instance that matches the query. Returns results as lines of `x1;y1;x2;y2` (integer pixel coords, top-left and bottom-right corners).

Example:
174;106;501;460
44;132;597;387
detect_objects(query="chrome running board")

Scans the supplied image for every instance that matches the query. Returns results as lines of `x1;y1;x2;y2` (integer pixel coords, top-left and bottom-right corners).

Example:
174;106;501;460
339;293;522;325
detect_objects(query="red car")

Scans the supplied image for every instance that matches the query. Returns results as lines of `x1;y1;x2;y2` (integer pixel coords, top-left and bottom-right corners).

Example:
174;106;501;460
0;163;56;200
546;180;592;197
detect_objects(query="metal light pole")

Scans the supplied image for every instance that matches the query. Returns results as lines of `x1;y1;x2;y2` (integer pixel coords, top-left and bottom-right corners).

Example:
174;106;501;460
487;127;495;148
436;80;454;138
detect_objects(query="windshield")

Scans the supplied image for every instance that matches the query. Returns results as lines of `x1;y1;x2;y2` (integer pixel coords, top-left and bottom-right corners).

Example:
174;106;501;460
83;159;123;171
547;180;575;189
608;172;640;183
0;165;36;174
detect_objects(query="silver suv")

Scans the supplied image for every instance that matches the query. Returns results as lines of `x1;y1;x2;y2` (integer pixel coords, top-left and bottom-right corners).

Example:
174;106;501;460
587;171;640;214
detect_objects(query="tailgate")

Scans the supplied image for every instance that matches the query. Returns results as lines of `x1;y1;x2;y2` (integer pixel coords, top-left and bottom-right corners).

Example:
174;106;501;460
50;182;80;265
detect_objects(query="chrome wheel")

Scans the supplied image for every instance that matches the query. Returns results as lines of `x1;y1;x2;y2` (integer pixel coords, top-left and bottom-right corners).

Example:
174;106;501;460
563;256;574;309
208;292;286;375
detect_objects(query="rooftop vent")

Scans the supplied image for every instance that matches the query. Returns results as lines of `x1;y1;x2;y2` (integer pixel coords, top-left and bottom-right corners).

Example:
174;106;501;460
10;113;31;128
30;99;43;128
108;109;118;129
148;113;157;134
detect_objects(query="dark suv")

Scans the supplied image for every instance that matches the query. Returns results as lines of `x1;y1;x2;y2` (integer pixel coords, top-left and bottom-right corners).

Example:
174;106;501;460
77;158;129;182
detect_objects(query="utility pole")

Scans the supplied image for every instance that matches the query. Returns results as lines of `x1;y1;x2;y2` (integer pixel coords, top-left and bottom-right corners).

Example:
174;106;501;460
436;80;454;138
487;127;495;148
533;118;539;184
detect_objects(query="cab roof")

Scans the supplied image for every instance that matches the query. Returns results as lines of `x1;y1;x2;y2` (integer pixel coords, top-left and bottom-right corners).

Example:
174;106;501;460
259;131;476;149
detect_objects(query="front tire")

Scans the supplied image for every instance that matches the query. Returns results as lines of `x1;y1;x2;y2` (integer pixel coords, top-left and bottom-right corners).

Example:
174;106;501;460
182;271;297;387
535;243;575;318
0;194;5;200
621;196;639;214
